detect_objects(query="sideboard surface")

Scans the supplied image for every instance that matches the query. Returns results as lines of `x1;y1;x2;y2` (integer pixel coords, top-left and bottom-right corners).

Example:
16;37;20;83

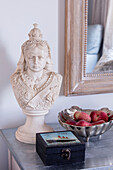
1;123;113;170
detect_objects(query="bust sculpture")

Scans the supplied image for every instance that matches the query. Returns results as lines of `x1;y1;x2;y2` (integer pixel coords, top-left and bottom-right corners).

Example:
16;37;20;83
11;24;62;144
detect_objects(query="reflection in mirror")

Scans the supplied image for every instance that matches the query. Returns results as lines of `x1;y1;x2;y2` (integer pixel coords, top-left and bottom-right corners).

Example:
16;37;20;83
86;0;113;73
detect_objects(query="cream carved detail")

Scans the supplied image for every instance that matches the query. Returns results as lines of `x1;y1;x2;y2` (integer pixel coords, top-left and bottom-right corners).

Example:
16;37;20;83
10;24;62;144
11;71;61;111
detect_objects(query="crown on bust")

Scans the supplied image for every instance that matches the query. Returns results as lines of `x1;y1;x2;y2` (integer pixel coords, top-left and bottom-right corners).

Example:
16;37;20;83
28;23;42;41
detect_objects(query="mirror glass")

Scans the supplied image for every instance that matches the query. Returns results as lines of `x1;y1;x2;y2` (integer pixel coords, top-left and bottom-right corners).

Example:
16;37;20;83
86;0;113;74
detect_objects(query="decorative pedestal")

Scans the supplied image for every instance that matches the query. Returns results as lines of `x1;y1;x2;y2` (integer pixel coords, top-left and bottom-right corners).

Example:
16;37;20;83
16;110;53;144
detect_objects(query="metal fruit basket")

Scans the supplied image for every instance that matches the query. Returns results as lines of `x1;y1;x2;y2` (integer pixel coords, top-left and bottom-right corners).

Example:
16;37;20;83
58;106;113;142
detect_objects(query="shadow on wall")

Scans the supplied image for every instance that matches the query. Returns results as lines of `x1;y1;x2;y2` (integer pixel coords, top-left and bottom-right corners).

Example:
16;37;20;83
0;41;15;106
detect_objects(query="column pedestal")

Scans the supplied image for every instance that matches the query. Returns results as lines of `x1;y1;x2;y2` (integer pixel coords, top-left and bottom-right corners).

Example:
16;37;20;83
16;110;53;144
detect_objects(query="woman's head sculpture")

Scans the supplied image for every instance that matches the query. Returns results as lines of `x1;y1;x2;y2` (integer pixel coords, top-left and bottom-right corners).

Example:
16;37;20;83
16;24;53;73
11;24;62;112
10;24;62;144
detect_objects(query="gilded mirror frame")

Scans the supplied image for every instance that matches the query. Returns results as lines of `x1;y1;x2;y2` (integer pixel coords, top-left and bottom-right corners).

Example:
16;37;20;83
64;0;113;96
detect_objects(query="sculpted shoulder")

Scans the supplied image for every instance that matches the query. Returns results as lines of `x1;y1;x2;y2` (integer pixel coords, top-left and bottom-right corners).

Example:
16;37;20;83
10;72;21;86
52;71;63;84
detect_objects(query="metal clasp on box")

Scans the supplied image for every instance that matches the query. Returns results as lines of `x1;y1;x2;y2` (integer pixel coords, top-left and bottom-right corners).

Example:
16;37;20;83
61;148;71;160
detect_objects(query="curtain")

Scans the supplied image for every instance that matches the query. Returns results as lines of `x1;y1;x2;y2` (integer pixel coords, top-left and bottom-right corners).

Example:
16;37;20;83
93;0;113;73
91;0;109;27
103;0;113;54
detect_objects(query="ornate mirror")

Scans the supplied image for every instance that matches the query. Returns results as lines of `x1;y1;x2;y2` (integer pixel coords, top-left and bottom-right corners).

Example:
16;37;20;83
64;0;113;96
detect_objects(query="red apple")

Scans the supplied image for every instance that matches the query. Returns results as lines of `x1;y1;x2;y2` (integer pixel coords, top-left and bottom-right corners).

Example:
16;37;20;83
90;111;108;122
65;119;77;125
74;111;91;122
91;120;105;126
76;120;92;127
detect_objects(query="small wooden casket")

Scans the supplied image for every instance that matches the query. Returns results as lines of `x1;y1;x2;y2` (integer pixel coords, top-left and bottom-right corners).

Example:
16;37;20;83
36;130;85;166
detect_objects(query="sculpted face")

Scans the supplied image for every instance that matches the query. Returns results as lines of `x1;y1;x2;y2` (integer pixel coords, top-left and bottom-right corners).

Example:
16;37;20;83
26;47;47;72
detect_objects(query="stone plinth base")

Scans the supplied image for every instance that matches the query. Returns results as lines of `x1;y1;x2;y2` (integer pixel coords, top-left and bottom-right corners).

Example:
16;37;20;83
16;110;53;144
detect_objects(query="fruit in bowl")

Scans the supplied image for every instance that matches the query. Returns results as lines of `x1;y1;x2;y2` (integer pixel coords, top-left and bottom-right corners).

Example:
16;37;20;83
73;110;109;127
65;119;77;125
90;111;108;122
74;111;91;122
76;120;92;126
58;106;113;142
91;120;105;125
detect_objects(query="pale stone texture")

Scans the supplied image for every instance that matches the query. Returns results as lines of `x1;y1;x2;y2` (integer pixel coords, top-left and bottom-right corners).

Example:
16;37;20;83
10;24;62;144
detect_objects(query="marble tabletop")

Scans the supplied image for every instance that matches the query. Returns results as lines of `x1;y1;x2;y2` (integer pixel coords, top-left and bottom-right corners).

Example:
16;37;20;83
1;123;113;170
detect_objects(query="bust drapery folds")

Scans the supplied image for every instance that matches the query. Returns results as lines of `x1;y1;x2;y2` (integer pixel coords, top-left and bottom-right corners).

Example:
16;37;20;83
11;24;62;111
